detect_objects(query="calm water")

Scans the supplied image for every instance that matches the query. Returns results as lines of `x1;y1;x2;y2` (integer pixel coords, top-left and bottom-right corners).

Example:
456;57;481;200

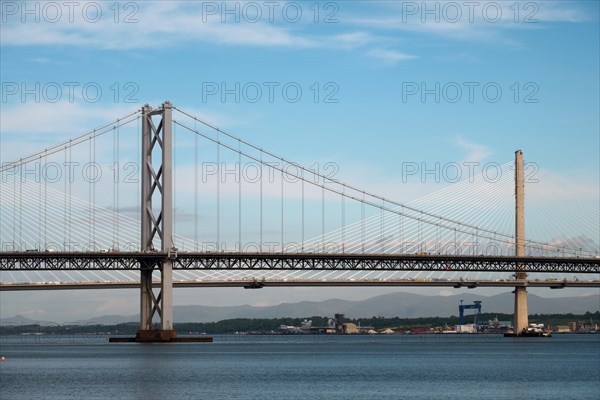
1;334;599;400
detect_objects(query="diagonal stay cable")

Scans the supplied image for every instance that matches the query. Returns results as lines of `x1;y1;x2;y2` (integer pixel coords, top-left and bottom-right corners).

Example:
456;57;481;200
172;118;595;256
172;107;590;255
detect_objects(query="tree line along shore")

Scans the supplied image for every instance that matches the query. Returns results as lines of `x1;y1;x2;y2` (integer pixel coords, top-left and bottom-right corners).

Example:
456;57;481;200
2;311;599;335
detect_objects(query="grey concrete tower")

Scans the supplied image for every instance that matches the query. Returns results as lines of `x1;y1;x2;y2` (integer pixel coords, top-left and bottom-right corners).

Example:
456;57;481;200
513;149;529;334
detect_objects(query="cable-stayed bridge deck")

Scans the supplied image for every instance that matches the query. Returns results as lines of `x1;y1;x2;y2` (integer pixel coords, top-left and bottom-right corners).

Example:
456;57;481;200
2;278;599;291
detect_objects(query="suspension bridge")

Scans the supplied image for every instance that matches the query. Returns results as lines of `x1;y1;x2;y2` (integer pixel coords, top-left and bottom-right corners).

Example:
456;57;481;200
1;102;598;341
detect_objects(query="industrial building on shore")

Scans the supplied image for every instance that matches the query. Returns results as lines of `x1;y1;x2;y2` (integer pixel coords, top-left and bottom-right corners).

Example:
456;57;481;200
280;314;376;334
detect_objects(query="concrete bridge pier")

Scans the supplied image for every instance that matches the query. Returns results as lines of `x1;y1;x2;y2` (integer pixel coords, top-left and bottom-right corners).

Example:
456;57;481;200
513;286;529;333
513;150;529;334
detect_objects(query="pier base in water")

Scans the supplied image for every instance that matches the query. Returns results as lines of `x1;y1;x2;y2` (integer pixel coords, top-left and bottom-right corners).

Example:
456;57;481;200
109;330;212;343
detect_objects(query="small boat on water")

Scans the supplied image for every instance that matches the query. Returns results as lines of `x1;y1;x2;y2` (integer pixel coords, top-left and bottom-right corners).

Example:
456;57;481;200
504;323;552;337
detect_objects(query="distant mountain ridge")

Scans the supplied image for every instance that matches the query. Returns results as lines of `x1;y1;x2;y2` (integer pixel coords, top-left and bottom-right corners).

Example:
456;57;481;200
2;292;598;325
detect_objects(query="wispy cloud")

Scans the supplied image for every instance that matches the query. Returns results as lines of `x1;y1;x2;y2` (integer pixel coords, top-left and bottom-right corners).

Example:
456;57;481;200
535;1;591;23
330;31;376;48
1;1;592;61
347;1;592;43
0;2;384;51
0;101;141;166
0;2;316;49
367;48;417;65
453;136;492;163
0;101;135;136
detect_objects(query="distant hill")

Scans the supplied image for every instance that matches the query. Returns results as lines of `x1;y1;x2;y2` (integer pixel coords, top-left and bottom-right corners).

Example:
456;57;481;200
0;313;133;326
3;291;597;325
166;292;600;323
0;314;47;325
77;314;136;325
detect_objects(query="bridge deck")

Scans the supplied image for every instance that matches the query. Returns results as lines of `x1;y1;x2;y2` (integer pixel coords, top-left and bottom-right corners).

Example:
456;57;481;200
0;252;598;273
1;278;599;291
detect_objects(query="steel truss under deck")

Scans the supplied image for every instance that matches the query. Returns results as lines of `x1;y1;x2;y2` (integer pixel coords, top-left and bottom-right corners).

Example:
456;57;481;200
0;253;597;274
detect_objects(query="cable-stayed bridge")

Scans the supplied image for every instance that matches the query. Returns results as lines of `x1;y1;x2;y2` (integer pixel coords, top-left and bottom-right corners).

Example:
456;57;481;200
1;102;598;341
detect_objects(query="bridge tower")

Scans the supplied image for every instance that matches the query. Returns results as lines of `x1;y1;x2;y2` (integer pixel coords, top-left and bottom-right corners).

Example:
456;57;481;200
137;102;176;342
513;149;529;334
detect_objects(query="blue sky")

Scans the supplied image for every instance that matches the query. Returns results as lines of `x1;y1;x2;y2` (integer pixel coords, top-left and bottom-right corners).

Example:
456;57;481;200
0;1;599;318
1;1;598;182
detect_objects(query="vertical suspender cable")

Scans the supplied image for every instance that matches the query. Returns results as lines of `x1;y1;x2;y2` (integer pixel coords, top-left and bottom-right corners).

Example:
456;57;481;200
136;119;139;251
89;138;93;247
44;152;47;249
341;185;345;253
281;160;284;253
38;156;42;248
399;209;403;253
0;133;2;247
361;191;365;253
0;171;2;246
11;165;15;248
63;147;67;250
216;131;220;251
194;122;199;251
238;139;242;251
113;128;117;249
454;228;458;255
173;122;177;249
69;140;73;249
116;123;120;250
301;173;305;252
418;210;422;253
260;151;263;252
321;185;325;253
18;163;22;249
381;199;385;253
437;217;441;254
92;133;96;249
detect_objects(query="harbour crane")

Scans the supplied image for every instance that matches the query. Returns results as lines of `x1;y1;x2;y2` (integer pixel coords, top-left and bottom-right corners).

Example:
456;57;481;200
459;300;482;325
